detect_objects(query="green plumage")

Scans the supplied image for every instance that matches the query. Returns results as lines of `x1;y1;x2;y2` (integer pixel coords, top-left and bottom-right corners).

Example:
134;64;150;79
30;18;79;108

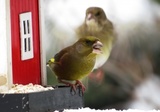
76;7;116;69
47;36;103;81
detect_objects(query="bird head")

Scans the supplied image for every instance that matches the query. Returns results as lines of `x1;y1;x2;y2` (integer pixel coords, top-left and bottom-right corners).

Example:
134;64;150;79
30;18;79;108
85;7;108;31
75;36;103;55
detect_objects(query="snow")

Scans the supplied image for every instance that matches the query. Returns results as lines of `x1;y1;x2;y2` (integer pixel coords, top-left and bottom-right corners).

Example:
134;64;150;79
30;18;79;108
56;108;160;112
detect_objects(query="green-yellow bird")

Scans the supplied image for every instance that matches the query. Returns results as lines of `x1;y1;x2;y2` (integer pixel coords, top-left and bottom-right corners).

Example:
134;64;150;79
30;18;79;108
47;36;103;94
76;7;116;76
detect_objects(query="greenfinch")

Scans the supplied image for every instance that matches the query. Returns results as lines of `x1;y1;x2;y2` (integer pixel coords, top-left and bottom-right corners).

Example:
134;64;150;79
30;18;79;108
47;36;103;94
76;7;115;75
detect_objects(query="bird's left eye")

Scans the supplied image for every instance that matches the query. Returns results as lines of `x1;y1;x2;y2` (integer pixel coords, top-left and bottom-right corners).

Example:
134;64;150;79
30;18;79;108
85;40;92;45
95;12;100;16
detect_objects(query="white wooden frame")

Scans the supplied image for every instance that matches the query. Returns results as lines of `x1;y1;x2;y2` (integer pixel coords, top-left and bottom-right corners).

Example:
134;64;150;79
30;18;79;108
6;0;13;89
39;0;47;85
0;0;13;91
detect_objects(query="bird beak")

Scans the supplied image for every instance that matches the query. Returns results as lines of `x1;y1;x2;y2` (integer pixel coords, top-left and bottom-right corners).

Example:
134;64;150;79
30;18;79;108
87;13;93;20
92;41;103;54
86;13;97;26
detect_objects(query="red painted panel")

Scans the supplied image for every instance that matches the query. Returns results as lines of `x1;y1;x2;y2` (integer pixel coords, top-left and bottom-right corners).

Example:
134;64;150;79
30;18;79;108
10;0;41;84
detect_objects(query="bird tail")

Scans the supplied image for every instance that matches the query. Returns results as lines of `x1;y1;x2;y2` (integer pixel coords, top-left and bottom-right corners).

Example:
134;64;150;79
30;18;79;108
46;58;55;66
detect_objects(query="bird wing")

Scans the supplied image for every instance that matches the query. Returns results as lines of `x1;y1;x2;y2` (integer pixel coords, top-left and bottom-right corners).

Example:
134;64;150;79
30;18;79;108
54;46;71;63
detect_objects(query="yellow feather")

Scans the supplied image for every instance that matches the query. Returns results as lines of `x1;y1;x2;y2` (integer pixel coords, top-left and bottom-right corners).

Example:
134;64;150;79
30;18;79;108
50;58;55;63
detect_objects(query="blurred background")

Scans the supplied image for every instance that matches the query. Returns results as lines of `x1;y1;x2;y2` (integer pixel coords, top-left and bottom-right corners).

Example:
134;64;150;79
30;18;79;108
44;0;160;110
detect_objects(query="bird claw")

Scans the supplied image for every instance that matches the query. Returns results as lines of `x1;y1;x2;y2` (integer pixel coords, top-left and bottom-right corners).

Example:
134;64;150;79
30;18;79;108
78;86;84;97
75;80;86;96
69;80;86;96
58;79;77;95
70;84;77;95
58;79;86;96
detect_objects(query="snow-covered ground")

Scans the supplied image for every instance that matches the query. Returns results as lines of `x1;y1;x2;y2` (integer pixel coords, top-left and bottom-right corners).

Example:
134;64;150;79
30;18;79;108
60;108;160;112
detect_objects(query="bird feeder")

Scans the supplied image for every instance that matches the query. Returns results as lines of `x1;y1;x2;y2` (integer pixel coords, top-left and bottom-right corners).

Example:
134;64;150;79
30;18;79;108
0;0;83;111
0;0;46;91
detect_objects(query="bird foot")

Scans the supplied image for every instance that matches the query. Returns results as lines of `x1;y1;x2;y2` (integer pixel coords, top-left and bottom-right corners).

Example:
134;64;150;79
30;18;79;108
70;84;77;95
75;80;86;96
58;79;77;95
58;79;86;96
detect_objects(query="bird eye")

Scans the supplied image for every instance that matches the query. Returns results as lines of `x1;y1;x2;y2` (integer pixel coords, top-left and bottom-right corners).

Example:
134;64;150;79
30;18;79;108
85;40;92;45
95;12;100;16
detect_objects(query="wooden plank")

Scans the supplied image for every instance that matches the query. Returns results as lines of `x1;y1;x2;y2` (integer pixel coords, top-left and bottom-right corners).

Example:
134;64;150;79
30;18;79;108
10;0;41;84
0;86;84;112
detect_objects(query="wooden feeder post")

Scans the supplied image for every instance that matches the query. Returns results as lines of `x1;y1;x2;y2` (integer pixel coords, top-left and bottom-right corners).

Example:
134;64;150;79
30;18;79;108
0;0;46;92
0;0;13;92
